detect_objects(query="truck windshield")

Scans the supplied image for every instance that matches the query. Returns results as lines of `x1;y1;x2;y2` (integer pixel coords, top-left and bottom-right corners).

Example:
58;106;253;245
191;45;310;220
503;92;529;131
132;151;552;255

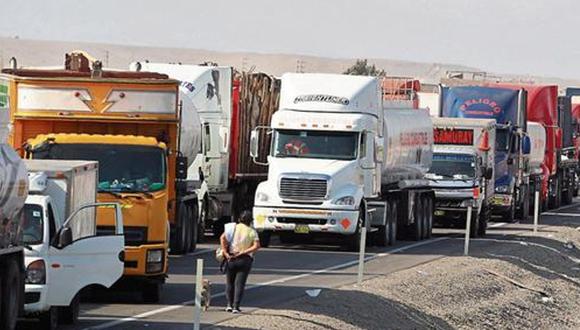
496;128;510;151
429;153;476;179
32;144;166;193
272;129;358;160
22;204;44;245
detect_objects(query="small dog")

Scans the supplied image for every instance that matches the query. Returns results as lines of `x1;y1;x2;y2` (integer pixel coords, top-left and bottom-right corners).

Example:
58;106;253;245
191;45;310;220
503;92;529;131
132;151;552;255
201;279;211;311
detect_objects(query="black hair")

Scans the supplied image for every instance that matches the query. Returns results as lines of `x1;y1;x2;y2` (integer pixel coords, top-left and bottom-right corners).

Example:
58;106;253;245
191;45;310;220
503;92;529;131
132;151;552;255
238;210;253;226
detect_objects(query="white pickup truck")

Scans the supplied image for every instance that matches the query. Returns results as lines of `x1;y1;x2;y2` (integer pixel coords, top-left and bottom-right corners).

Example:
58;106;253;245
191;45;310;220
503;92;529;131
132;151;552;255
21;160;124;329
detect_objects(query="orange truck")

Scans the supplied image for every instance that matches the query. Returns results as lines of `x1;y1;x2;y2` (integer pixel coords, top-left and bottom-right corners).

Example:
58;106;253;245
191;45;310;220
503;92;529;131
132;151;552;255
2;53;202;302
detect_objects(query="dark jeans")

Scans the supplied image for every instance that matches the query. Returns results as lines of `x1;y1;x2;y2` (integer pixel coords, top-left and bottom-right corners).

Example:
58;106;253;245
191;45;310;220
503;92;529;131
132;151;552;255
225;254;253;308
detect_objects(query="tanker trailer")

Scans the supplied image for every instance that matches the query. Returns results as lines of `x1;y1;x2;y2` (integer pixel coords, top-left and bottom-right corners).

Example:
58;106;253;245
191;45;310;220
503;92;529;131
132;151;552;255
251;73;435;251
0;144;28;330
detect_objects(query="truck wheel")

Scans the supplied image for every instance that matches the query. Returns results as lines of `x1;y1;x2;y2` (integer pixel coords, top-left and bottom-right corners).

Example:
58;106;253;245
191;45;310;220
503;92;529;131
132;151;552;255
142;282;161;303
258;231;271;248
346;207;363;251
411;197;423;241
478;204;490;237
389;201;398;245
170;204;189;255
469;208;480;238
520;186;530;222
189;204;198;252
59;293;80;324
563;181;573;205
39;307;58;330
0;259;20;330
425;196;433;239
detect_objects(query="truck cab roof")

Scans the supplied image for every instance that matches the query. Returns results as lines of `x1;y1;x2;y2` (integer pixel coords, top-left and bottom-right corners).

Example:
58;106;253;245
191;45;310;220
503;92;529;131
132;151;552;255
27;134;166;149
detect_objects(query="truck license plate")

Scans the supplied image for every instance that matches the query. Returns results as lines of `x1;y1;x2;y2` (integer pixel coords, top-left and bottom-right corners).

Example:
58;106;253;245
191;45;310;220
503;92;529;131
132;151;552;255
294;224;310;234
434;210;445;216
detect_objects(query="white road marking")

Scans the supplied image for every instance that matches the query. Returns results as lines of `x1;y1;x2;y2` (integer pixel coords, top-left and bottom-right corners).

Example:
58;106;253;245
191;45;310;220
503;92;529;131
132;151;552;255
542;212;580;217
83;237;449;330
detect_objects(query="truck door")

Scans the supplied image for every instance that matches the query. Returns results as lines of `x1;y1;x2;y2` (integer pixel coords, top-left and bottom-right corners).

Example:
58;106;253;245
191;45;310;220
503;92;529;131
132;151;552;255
46;203;124;307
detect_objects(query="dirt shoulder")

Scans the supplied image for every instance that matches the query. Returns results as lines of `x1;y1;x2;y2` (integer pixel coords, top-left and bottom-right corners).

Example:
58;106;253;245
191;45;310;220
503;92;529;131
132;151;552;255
215;218;580;330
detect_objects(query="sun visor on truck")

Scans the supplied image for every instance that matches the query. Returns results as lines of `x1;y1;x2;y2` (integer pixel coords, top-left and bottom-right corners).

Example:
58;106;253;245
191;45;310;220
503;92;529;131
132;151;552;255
441;86;520;126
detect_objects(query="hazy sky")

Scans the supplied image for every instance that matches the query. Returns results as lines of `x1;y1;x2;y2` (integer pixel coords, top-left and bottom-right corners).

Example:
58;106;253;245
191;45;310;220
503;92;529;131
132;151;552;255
0;0;578;78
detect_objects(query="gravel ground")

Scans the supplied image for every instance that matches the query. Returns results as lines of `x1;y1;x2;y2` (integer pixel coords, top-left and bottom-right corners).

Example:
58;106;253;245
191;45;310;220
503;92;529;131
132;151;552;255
215;220;580;330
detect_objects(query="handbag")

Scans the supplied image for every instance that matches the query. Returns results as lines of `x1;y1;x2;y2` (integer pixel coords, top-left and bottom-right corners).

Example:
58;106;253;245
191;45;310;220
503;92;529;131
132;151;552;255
215;222;236;264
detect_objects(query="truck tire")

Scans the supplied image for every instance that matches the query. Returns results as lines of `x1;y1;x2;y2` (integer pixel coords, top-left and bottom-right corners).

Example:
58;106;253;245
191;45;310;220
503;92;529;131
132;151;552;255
518;186;530;222
0;259;20;330
258;231;271;248
142;282;161;303
549;175;561;209
411;197;423;241
563;177;573;205
59;293;80;324
170;203;189;255
425;196;433;239
388;200;398;245
469;208;480;238
478;203;490;237
39;307;58;330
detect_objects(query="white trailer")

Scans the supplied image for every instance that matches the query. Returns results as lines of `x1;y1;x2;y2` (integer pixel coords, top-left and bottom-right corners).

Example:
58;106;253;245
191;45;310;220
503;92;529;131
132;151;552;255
0;145;28;330
251;73;435;251
428;118;496;237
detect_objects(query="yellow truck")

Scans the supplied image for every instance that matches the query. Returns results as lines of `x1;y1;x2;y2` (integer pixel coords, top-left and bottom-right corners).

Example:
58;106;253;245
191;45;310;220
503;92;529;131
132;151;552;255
3;53;202;302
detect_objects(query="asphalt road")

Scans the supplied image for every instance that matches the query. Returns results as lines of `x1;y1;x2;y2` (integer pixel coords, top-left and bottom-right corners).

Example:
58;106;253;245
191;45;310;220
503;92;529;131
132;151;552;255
17;200;580;330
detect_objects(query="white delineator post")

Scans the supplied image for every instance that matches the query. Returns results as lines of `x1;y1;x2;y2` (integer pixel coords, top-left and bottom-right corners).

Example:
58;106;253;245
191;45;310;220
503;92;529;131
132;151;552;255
464;205;473;256
193;258;204;330
534;190;540;233
357;208;371;285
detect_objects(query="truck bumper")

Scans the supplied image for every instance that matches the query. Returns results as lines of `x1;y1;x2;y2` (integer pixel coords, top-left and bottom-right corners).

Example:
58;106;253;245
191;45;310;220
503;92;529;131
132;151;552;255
253;206;359;235
123;244;168;278
491;194;513;213
24;284;49;314
434;207;473;221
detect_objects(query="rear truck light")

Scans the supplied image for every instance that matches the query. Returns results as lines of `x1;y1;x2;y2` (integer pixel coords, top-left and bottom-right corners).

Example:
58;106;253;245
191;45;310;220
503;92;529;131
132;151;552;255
473;187;480;199
26;260;46;285
146;249;164;274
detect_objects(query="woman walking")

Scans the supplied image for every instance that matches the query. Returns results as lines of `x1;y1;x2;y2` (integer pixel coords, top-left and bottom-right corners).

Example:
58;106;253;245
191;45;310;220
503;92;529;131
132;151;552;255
220;211;261;313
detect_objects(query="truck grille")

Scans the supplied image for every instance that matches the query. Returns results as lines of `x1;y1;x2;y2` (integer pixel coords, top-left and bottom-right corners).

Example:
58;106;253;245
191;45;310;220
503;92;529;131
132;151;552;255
279;177;328;200
435;199;462;208
277;217;327;225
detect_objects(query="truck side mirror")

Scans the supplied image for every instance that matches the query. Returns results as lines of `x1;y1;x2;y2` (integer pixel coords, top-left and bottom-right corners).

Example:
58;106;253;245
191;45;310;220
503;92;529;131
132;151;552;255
57;227;73;248
522;135;531;155
250;130;259;159
484;167;493;180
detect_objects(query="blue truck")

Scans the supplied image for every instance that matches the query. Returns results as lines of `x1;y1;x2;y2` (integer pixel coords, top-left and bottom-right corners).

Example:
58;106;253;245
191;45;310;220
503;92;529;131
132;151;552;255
439;86;531;222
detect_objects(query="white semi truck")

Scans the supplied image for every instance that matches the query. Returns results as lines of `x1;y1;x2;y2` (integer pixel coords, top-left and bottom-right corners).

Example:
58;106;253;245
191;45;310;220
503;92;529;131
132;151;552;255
251;73;435;250
22;160;125;329
427;118;496;237
0;144;28;330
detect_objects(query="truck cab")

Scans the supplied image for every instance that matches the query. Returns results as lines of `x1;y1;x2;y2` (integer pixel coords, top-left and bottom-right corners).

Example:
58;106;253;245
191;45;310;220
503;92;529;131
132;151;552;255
21;168;124;329
428;118;496;236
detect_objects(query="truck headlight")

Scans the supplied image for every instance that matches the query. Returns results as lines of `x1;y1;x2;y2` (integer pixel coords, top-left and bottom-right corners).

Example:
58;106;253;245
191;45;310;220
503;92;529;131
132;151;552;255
146;249;164;273
495;185;509;193
335;196;355;206
256;192;269;202
26;260;46;285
